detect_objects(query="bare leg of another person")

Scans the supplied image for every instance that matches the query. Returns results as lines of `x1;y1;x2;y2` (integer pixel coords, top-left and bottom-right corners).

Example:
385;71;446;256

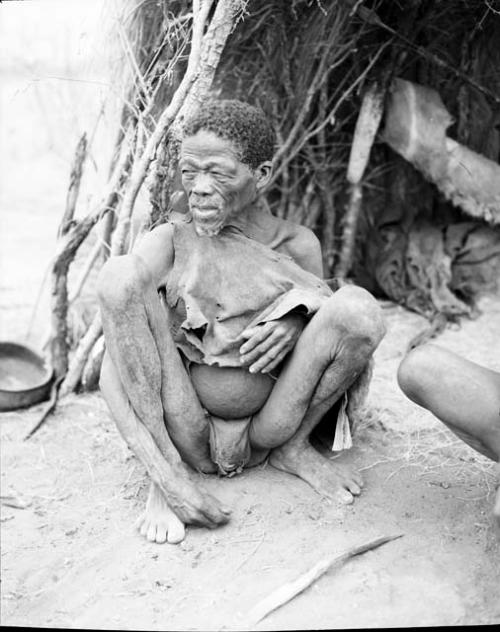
98;255;228;543
397;344;500;526
249;286;386;504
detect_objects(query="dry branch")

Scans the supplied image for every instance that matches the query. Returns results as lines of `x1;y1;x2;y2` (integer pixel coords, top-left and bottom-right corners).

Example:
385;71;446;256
239;533;403;628
50;134;88;377
46;125;133;389
24;376;64;440
60;313;103;397
59;133;87;236
81;335;105;391
348;0;500;105
335;82;385;279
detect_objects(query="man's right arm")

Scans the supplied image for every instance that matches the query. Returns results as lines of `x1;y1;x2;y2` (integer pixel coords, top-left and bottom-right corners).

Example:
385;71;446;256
131;222;176;289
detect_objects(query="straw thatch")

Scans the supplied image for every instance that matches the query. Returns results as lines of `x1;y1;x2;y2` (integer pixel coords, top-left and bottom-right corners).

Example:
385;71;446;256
46;0;500;397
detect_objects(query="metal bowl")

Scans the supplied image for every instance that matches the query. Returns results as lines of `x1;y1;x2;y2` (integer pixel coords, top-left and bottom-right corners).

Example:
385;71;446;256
0;342;54;412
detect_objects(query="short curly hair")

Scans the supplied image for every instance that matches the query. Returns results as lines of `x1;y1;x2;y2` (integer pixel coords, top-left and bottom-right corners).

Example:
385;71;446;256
182;99;276;170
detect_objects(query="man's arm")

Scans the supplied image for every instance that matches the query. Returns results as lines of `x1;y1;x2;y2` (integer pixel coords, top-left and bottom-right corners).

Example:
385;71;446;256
131;222;176;288
284;225;324;278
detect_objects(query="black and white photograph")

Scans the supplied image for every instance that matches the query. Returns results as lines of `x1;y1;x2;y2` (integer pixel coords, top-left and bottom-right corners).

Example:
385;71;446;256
1;0;500;629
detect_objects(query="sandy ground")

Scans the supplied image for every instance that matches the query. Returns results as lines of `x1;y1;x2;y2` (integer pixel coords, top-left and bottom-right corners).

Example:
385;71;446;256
1;287;500;629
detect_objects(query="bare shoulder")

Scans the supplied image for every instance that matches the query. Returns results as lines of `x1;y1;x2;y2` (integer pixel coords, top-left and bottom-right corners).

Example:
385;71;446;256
273;217;323;277
132;221;176;286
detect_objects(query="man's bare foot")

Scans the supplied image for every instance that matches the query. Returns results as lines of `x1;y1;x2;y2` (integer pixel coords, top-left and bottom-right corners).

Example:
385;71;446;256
135;482;186;544
269;442;363;504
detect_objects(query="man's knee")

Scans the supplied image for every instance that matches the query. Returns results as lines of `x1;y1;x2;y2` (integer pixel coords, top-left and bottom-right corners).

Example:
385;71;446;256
97;254;152;309
322;286;386;351
397;343;443;404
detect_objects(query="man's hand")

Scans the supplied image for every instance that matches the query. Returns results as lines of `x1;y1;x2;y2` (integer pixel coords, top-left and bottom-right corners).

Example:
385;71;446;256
238;313;305;374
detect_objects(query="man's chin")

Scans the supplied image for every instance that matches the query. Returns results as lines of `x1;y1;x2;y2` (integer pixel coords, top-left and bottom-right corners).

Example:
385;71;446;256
193;221;224;237
192;211;226;237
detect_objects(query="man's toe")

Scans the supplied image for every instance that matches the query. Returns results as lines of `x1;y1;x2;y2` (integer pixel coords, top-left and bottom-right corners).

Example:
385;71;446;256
155;524;168;544
337;489;354;504
146;523;157;542
167;519;185;544
347;481;362;495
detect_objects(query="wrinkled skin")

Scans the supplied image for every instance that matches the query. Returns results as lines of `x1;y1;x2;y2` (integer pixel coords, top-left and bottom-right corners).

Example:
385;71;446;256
98;130;385;544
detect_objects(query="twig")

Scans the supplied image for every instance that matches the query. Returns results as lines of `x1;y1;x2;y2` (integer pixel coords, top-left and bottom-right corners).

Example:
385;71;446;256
59;313;103;397
358;456;404;471
81;334;105;390
24;376;64;440
59;133;87;237
239;534;403;628
233;532;266;574
0;495;32;510
345;0;500;104
50;135;88;377
384;463;420;482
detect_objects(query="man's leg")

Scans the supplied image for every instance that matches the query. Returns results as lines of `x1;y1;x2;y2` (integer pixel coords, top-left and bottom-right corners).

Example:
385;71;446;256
397;344;500;525
100;354;184;544
98;255;228;543
249;286;386;503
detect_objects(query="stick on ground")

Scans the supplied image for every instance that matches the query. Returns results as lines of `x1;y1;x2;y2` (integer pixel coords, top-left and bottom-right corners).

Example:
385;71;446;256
241;533;403;628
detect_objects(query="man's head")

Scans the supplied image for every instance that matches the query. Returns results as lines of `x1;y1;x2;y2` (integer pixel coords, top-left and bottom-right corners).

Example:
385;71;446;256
180;100;275;237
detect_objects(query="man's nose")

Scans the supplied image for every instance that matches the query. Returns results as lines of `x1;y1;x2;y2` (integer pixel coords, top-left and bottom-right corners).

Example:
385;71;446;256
191;172;214;196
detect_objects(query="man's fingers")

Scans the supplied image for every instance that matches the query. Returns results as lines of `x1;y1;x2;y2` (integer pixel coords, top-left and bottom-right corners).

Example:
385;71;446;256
177;494;231;528
239;324;271;355
240;330;280;366
258;346;290;374
204;502;231;525
248;339;290;374
238;325;262;341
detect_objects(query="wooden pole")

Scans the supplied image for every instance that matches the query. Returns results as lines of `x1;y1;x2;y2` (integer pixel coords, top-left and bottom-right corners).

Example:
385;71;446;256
335;82;385;279
50;134;87;378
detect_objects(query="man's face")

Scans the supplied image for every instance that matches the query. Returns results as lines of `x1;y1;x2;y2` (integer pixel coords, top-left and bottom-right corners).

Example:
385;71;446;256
179;130;258;237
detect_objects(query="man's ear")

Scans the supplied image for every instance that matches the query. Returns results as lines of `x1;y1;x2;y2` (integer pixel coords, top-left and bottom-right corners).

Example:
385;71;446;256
254;161;273;191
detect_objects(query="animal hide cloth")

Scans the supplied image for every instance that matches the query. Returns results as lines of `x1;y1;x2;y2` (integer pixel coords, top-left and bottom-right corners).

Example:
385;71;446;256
383;78;500;224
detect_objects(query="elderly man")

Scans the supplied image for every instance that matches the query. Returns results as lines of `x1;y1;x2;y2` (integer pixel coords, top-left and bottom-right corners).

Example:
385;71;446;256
98;100;385;544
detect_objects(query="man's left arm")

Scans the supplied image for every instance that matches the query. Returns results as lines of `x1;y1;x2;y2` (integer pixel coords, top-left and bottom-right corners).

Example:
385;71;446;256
239;226;324;374
284;226;324;278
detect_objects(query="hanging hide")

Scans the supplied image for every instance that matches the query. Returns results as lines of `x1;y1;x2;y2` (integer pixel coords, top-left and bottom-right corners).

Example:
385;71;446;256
372;219;500;319
383;78;500;224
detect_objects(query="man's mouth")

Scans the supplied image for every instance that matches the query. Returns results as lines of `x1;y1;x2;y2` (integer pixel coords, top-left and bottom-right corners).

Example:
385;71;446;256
192;207;220;220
